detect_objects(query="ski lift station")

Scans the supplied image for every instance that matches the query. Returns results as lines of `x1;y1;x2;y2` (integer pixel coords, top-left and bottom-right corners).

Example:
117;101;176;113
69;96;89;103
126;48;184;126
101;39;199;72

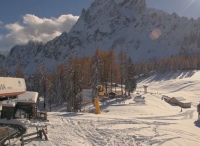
0;77;39;119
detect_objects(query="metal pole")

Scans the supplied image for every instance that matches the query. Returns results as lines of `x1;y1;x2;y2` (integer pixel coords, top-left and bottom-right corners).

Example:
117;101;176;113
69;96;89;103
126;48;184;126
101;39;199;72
7;126;10;146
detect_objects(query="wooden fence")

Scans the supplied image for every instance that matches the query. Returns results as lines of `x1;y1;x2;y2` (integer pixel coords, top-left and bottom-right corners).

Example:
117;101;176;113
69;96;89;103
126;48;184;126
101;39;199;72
1;125;48;146
36;111;48;121
0;128;18;146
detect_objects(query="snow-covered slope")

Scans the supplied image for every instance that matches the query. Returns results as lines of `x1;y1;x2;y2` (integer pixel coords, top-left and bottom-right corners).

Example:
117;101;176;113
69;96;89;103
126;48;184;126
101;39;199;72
137;70;200;105
9;70;200;146
3;0;200;74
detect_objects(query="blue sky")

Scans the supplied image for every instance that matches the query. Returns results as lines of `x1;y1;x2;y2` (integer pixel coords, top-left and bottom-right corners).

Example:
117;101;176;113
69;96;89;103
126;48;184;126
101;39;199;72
0;0;200;54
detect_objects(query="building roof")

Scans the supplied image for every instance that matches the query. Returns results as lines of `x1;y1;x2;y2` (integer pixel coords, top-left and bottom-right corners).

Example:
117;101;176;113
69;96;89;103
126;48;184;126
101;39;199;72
179;100;191;104
172;97;185;101
17;91;38;103
1;91;38;107
2;100;16;107
170;97;191;103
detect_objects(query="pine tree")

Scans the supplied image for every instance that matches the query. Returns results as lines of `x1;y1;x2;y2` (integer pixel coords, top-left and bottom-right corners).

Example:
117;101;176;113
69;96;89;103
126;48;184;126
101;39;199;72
53;64;66;105
91;54;101;98
15;63;24;78
26;75;35;91
125;57;137;96
118;49;127;95
34;63;47;110
2;66;11;77
80;56;92;89
73;57;83;112
102;50;118;92
66;55;75;112
45;74;54;111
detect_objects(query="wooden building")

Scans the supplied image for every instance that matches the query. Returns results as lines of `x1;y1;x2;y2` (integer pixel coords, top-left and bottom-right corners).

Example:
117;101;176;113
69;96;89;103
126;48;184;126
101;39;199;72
168;97;191;108
1;101;16;119
1;91;38;119
177;101;191;108
108;92;117;98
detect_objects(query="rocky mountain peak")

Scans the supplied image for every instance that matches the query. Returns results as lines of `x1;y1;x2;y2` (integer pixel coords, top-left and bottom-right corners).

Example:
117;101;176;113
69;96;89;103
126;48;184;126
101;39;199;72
27;40;43;46
119;0;146;15
119;0;146;7
2;0;200;74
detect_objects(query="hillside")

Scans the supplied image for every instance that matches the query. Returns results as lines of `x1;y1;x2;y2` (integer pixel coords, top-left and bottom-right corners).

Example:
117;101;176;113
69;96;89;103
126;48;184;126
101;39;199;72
2;0;200;74
10;70;199;146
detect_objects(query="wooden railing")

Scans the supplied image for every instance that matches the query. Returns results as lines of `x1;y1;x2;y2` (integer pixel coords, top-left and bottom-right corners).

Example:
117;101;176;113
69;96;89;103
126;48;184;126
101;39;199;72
0;124;48;146
20;125;48;146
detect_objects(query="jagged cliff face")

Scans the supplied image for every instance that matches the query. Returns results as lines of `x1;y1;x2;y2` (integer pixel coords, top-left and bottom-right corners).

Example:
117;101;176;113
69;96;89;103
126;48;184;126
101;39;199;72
2;0;200;74
0;54;5;63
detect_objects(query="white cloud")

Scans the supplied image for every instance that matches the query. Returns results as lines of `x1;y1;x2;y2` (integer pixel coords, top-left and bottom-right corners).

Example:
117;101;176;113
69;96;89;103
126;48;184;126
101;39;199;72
5;23;24;32
0;21;3;25
0;14;79;51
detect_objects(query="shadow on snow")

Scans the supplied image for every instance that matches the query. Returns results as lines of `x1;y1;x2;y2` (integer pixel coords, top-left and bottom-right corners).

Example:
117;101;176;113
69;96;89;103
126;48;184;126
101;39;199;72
194;120;200;128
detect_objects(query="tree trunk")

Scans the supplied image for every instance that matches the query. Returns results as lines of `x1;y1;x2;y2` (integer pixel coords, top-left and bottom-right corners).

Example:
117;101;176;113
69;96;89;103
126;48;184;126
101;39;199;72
121;76;123;95
106;82;108;95
44;95;46;110
49;96;52;112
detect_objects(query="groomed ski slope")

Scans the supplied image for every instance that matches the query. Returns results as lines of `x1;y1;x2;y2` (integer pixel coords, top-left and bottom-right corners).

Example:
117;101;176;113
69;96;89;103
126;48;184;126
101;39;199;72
28;70;200;146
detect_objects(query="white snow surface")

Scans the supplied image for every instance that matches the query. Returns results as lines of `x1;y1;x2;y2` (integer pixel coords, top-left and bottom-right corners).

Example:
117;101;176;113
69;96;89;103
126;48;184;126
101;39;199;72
17;91;38;103
6;70;200;146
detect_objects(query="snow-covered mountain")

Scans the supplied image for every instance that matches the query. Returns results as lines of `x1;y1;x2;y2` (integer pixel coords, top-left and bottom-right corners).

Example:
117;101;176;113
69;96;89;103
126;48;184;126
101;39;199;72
2;0;200;74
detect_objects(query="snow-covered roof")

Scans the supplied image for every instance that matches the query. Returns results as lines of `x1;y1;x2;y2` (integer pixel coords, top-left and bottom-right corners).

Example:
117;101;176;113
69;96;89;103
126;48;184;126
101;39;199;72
173;97;185;101
17;91;38;103
2;100;16;107
179;100;191;104
0;91;38;107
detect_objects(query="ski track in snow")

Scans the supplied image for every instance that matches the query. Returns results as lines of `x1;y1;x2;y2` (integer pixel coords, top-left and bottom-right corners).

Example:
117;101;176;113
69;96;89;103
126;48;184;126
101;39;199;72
28;110;200;146
27;100;200;146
